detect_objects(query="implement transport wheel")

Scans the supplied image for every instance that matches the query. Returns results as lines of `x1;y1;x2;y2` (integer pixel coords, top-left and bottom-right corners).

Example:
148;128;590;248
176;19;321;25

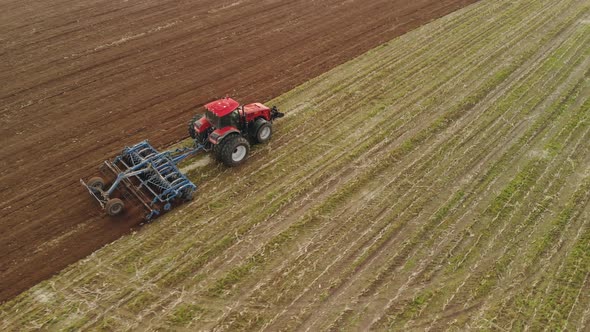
220;135;250;167
87;177;105;190
105;198;125;216
181;188;194;202
188;114;203;139
253;118;272;144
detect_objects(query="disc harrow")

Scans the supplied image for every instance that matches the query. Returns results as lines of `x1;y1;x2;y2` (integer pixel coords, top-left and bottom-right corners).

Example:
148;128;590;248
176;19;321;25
81;140;203;220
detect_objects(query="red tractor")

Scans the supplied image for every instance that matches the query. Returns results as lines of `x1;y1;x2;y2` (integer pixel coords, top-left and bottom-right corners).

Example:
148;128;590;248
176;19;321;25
188;97;284;166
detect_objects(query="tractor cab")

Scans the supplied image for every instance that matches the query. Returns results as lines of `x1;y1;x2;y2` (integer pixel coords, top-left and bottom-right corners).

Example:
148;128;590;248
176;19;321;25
204;98;241;129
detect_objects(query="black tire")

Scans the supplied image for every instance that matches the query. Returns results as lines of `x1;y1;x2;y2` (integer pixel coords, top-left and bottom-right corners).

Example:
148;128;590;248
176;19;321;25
188;114;203;139
220;135;250;167
213;140;225;161
105;198;125;216
181;188;194;202
87;177;105;190
252;118;272;144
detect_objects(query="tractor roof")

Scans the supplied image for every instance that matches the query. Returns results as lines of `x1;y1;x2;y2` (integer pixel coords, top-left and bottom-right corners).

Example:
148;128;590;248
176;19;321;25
205;97;240;117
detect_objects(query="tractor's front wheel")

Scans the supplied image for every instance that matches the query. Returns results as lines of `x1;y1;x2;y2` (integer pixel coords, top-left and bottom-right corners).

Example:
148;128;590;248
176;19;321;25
220;135;250;167
105;198;125;216
253;118;272;144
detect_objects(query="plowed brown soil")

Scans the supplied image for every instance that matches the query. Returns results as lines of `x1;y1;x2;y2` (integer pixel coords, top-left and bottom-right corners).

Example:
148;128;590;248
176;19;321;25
0;0;476;302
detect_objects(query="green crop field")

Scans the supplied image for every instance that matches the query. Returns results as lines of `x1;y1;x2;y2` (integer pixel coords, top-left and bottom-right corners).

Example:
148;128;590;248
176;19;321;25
2;0;589;330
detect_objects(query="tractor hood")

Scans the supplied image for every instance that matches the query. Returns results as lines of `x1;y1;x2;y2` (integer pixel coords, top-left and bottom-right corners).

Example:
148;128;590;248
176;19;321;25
205;97;240;117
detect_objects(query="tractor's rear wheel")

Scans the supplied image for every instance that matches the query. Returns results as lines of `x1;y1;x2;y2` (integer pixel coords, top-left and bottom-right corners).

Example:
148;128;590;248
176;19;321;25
220;135;250;167
188;114;203;139
213;141;224;161
253;118;272;144
87;177;105;190
105;198;125;216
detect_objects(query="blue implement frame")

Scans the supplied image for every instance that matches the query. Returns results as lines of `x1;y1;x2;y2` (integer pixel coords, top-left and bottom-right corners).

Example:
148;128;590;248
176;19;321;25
81;140;204;220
